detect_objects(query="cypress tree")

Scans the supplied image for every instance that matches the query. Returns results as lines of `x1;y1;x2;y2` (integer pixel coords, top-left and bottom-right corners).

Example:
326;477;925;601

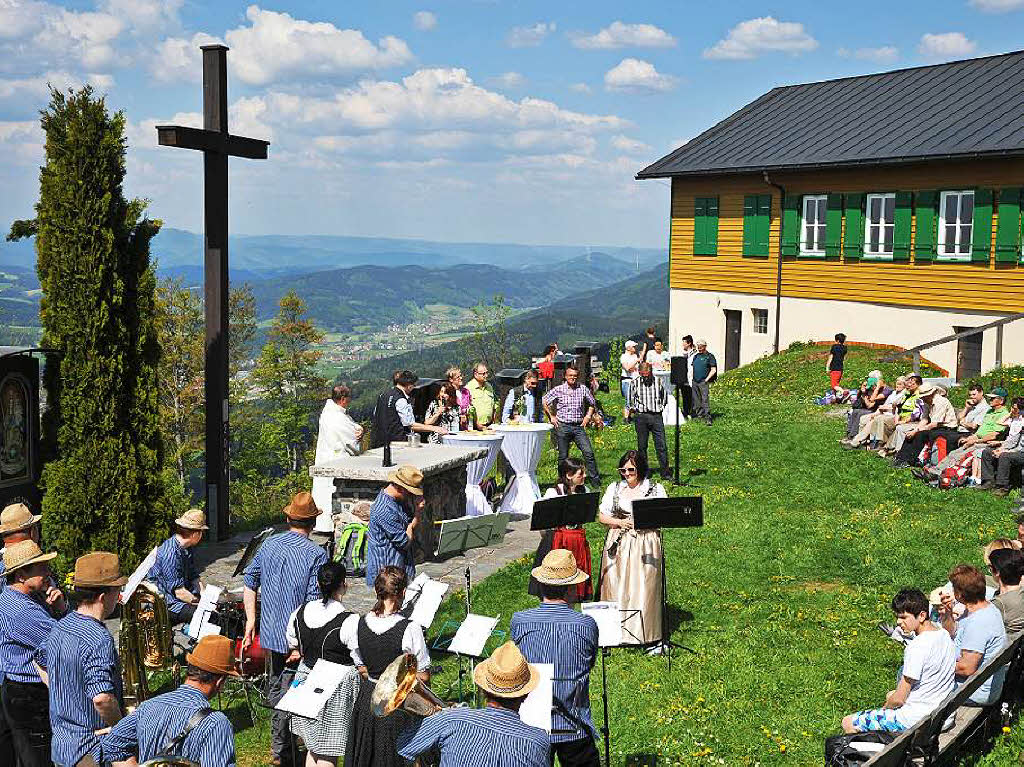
8;87;170;571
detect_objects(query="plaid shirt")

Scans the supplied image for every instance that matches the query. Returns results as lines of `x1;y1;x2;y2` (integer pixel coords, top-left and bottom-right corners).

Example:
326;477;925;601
542;382;597;425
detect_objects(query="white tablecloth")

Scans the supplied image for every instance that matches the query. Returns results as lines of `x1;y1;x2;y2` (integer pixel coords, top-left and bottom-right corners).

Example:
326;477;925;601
654;369;683;426
442;433;504;516
493;423;553;515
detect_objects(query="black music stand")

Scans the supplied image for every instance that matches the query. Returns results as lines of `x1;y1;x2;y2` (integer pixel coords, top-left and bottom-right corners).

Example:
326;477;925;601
632;496;703;668
233;527;274;577
530;492;599;531
669;356;689;486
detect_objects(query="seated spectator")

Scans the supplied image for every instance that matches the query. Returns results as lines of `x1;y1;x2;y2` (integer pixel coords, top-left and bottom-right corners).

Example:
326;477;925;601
842;371;891;442
814;386;854;406
937;564;1008;706
445;367;472;428
645;339;671;371
976;397;1024;496
424;383;461;442
871;376;923;456
841;588;954;734
917;387;1009;482
893;384;959;469
846;376;908;449
989;548;1024;641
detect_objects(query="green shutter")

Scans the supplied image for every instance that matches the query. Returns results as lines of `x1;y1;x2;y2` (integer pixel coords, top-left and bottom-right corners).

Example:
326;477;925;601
756;194;772;257
825;193;843;259
693;197;707;255
971;188;994;263
893;191;912;261
705;196;719;255
843;193;864;261
781;195;800;257
995;187;1022;263
742;195;757;256
914;191;938;262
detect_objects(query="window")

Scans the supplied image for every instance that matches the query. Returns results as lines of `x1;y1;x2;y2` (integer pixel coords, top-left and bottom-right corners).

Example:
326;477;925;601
863;193;895;258
800;195;827;256
694;197;719;255
752;308;769;335
937;190;975;261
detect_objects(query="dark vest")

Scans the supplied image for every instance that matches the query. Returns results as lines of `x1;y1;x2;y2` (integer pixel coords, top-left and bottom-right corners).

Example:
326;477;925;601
357;616;410;679
371;387;410;448
297;603;355;668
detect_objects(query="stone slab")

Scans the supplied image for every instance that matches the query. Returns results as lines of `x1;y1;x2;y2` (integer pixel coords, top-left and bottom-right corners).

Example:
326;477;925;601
310;442;488;480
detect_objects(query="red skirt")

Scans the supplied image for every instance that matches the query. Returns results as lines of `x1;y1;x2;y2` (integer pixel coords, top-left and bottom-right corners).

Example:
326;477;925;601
551;526;593;602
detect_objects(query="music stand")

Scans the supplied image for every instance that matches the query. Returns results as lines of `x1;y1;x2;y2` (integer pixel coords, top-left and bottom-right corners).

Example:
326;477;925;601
529;492;599;531
632;497;703;667
233;527;274;577
669;356;689;486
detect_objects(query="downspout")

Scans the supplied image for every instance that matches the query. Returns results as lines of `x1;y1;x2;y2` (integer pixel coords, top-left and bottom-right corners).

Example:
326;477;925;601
763;171;785;355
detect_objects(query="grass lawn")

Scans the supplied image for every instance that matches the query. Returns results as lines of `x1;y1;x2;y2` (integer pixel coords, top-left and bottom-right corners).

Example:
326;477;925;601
226;346;1024;766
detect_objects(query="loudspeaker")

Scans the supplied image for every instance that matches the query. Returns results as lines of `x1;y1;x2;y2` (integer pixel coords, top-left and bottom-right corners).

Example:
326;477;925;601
670;356;689;386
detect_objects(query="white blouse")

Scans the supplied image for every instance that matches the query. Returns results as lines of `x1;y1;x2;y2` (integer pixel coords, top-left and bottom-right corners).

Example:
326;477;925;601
352;612;431;672
285;598;360;657
599;479;667;517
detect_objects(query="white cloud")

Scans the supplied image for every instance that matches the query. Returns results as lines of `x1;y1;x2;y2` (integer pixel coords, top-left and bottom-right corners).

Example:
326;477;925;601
703;17;818;60
506;22;555;48
98;0;182;33
918;32;977;60
969;0;1024;11
0;71;113;102
0;121;36;142
837;45;899;62
412;11;437;31
223;6;414;86
489;71;526;89
611;135;650;154
570;21;676;50
604;58;677;93
150;32;225;82
569;82;592;94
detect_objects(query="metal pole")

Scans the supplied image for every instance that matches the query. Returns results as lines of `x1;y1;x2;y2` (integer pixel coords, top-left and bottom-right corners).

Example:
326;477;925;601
601;648;611;767
674;383;681;485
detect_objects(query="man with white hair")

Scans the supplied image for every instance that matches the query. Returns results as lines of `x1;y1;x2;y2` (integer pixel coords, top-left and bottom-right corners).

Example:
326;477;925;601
691;340;717;425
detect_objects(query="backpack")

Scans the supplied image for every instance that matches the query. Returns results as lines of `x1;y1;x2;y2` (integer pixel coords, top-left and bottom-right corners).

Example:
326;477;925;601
335;522;369;575
940;461;973;489
824;732;897;766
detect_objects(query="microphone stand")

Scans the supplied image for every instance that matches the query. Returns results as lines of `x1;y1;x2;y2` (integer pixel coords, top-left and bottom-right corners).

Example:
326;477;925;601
600;647;611;767
673;383;682;486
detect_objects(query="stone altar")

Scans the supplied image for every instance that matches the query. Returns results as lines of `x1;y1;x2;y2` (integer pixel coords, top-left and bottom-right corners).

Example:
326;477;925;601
310;441;487;562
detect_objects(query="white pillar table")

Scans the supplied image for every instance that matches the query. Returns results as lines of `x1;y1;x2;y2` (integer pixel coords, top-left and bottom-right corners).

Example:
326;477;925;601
442;432;504;516
492;423;553;516
654;369;682;427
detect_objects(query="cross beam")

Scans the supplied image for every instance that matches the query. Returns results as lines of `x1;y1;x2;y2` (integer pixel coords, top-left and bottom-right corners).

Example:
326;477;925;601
157;45;269;540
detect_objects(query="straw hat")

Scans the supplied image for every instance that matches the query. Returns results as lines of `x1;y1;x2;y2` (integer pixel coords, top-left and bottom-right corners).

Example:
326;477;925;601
186;634;239;677
917;383;937;397
0;502;40;536
175;508;209;531
531;548;589;586
387;465;424;496
284;491;320;520
2;539;56;575
73;551;128;588
472;641;540;699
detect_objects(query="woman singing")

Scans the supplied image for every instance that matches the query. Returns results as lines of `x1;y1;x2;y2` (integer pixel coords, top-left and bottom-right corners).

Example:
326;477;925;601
528;457;593;602
598;449;666;648
285;561;361;767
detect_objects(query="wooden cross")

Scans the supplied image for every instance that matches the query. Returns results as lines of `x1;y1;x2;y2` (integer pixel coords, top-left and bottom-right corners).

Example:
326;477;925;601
157;45;269;540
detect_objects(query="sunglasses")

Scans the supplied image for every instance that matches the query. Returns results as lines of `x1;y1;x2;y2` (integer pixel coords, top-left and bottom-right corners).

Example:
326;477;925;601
618;467;637;475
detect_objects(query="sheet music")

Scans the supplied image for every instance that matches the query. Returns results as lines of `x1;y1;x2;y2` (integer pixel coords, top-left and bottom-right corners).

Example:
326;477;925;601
519;663;553;733
276;660;351;719
405;578;449;630
120;547;158;603
402;573;430;604
448;614;498;657
582;601;623;647
197;622;222;639
187;584;223;639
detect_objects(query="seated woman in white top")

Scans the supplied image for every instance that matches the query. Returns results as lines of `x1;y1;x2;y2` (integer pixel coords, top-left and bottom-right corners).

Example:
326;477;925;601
598;449;667;648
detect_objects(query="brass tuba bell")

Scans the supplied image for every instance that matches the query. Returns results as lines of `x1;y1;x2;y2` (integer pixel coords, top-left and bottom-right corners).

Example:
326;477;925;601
371;653;444;718
140;759;200;767
119;582;175;707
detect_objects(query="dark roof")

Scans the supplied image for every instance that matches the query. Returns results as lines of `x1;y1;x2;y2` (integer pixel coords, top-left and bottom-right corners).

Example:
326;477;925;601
637;50;1024;179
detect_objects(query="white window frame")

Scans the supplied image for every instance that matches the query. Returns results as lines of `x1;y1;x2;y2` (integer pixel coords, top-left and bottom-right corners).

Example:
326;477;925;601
800;195;827;256
752;308;769;335
937;190;975;262
863;193;896;259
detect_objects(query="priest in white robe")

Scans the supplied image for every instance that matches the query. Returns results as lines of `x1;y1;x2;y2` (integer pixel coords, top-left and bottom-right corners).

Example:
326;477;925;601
312;384;363;533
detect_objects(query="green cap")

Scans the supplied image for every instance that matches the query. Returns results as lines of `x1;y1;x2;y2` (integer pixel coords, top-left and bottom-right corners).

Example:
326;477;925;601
866;377;878;386
987;386;1009;399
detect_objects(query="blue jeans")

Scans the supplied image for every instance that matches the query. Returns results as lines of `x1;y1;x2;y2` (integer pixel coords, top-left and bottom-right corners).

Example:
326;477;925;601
554;424;600;481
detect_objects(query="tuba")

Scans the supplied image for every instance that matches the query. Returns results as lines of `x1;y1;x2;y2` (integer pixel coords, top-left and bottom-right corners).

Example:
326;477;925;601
120;582;174;706
371;653;445;717
140;760;200;767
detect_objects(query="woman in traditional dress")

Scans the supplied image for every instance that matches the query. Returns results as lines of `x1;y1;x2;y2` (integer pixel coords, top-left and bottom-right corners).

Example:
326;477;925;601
345;566;431;767
528;457;593;602
598;449;666;648
285;561;361;767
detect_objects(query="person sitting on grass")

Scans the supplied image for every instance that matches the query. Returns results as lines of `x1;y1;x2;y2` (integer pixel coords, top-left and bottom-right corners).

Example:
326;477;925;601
892;384;959;469
975;397;1024;496
842;371;891;442
916;387;1009;483
872;376;923;456
841;588;955;734
937;565;1008;706
845;376;908;449
989;548;1024;641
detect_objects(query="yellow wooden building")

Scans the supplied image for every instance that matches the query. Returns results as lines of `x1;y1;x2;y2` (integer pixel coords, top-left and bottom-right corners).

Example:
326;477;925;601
638;51;1024;379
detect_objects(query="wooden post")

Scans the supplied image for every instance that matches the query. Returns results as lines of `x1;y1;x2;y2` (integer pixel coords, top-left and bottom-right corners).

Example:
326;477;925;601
912;351;921;375
996;324;1004;369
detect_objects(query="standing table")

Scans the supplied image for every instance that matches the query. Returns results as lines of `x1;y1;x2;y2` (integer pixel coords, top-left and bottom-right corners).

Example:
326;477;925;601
442;432;504;516
493;422;553;515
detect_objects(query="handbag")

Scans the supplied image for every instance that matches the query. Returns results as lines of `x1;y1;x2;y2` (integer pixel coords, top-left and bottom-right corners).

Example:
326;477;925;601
824;731;897;766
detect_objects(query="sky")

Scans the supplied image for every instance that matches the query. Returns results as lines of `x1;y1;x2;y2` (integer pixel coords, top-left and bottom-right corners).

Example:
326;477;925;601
1;1;1023;248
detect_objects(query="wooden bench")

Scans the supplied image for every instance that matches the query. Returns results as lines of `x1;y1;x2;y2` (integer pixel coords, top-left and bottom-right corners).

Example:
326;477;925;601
862;633;1023;766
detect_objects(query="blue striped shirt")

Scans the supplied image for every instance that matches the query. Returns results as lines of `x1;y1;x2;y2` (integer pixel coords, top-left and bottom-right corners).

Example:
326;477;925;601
103;683;235;766
510;603;598;744
397;705;550;766
0;586;55;682
150;535;200;615
365;490;415;587
43;611;122;766
244;531;327;653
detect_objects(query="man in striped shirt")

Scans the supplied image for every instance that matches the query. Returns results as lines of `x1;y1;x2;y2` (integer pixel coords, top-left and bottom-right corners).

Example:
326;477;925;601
149;508;208;626
43;551;126;767
398;641;550;766
511;549;600;767
242;491;327;766
628;362;670;479
365;465;424;587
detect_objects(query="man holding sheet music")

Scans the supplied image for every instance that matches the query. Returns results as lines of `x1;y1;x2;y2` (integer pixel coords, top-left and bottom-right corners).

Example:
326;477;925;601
511;549;600;767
